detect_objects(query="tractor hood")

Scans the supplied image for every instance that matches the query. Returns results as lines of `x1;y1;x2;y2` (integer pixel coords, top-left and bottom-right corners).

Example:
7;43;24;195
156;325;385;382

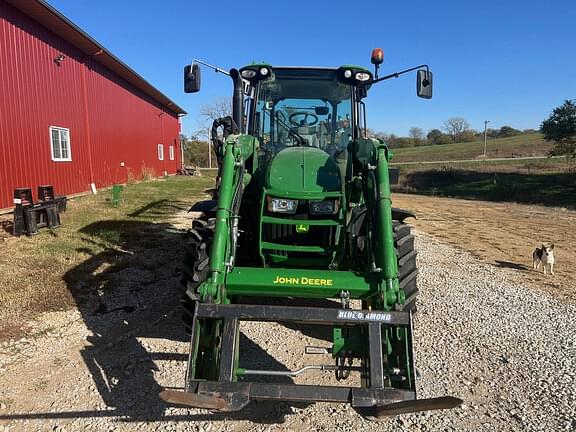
266;147;342;193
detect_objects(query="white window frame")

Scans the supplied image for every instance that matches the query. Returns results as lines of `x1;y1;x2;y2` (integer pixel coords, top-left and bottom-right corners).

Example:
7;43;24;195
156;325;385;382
158;143;164;161
169;145;175;161
49;126;72;162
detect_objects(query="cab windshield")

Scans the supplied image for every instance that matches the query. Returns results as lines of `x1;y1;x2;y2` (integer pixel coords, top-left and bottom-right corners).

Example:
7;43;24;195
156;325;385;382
251;68;353;158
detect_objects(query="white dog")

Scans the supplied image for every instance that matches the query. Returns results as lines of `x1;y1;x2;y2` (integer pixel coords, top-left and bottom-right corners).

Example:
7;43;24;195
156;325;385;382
532;244;555;275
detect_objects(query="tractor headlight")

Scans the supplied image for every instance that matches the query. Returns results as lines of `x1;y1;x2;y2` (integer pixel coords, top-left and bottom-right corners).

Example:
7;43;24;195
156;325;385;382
268;197;299;214
309;199;339;215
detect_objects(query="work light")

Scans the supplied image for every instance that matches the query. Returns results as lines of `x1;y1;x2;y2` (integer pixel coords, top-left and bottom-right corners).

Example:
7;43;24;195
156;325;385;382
241;69;257;79
355;72;371;82
309;199;339;215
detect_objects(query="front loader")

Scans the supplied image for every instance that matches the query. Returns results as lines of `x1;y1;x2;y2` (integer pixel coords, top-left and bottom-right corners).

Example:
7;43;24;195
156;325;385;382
160;49;462;419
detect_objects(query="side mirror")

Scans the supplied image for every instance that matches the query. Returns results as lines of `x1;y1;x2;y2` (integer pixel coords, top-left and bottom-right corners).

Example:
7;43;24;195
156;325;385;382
184;63;201;93
417;69;432;99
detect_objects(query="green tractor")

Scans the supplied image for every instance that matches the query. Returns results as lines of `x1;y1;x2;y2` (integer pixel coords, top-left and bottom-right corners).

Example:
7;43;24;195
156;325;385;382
160;49;462;419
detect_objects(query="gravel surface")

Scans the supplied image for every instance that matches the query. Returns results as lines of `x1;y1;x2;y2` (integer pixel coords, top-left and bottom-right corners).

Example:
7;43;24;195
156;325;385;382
0;232;575;431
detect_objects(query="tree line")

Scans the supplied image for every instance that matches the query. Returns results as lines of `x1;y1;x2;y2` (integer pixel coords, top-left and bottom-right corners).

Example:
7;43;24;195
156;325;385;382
379;99;576;157
372;117;531;149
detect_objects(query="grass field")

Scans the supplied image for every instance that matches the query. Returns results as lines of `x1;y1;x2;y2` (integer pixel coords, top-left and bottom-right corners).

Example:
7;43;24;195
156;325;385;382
392;156;570;171
0;176;214;331
390;132;575;207
394;161;575;208
391;133;552;163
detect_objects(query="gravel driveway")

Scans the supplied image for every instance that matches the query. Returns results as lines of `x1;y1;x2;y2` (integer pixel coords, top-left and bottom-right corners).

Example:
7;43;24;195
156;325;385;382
0;232;574;431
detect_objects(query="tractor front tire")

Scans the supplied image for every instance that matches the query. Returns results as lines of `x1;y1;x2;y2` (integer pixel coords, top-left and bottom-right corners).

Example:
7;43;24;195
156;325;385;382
394;221;418;312
181;217;214;333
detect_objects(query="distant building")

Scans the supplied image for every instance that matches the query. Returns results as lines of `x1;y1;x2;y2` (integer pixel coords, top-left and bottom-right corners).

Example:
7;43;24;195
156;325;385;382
0;0;186;210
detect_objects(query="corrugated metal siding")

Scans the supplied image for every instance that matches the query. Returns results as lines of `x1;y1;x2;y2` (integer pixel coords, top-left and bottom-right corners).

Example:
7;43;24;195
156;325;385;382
0;1;181;210
85;61;180;187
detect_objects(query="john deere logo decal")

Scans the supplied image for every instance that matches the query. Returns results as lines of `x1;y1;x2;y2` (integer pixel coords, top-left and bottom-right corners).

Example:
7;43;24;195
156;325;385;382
295;224;309;234
273;276;333;286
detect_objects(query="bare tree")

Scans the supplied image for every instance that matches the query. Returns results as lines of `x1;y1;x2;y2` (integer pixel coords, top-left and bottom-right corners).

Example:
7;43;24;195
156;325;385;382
199;97;232;122
195;97;233;136
409;127;425;144
442;117;470;141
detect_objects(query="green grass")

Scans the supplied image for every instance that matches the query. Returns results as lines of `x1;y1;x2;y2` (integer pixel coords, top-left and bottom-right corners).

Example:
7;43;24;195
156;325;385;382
0;175;216;326
392;156;569;172
391;133;552;163
394;165;576;208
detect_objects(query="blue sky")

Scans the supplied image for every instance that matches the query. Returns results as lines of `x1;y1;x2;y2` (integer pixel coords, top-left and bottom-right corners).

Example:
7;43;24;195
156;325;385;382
49;0;576;137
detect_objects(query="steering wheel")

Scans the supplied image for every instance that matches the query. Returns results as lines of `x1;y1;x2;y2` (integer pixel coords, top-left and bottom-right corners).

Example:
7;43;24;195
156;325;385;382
289;111;319;127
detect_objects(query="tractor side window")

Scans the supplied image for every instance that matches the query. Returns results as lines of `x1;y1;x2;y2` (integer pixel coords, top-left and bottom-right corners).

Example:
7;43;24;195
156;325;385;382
255;99;272;147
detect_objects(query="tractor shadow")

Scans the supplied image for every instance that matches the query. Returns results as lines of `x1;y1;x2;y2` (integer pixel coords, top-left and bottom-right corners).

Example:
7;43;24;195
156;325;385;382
58;219;306;424
63;219;186;421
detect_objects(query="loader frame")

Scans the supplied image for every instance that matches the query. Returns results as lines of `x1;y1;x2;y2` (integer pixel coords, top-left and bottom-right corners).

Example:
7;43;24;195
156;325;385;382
186;303;414;409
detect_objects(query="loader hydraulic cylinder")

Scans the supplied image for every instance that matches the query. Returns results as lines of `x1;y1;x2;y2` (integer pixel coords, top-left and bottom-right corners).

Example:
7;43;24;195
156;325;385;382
375;145;403;309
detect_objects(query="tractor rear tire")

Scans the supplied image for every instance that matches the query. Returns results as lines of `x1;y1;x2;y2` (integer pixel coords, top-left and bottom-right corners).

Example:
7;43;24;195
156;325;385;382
181;217;215;333
394;221;418;312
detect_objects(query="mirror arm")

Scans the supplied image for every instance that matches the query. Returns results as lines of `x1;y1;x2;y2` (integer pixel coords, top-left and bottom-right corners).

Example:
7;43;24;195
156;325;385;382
191;58;231;76
370;64;429;85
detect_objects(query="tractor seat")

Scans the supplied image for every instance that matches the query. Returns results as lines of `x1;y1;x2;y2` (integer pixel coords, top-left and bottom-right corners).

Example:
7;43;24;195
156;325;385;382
297;126;319;147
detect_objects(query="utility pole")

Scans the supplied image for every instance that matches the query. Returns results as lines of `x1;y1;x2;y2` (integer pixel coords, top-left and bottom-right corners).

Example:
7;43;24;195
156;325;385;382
483;120;490;158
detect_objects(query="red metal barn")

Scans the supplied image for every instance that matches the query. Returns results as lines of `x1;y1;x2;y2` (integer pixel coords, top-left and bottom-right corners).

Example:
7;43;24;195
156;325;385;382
0;0;186;211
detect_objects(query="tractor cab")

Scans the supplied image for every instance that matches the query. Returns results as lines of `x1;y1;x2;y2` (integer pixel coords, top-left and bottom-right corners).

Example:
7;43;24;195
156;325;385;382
244;66;361;155
242;65;372;176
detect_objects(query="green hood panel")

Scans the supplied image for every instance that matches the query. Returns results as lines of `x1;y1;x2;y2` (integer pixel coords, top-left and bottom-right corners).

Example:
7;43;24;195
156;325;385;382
266;147;342;193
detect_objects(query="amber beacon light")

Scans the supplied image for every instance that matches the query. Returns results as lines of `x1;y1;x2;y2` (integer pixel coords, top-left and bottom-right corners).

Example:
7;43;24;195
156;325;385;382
371;48;384;65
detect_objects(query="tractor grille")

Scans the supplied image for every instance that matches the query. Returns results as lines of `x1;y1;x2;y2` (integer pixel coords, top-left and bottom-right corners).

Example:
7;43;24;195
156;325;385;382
262;223;337;247
261;199;341;264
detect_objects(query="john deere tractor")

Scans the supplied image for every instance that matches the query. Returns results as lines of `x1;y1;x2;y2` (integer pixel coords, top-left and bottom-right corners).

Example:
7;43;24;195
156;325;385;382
160;49;462;418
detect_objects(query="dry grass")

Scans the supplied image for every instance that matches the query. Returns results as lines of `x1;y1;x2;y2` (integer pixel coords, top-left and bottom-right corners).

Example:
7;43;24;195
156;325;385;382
394;193;576;303
0;175;215;339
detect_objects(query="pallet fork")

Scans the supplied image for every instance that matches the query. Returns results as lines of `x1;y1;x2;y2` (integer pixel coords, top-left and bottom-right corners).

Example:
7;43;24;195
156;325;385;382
160;303;461;418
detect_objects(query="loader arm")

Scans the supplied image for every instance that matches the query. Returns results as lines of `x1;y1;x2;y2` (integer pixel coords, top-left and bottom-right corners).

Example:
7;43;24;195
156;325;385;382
199;133;257;302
